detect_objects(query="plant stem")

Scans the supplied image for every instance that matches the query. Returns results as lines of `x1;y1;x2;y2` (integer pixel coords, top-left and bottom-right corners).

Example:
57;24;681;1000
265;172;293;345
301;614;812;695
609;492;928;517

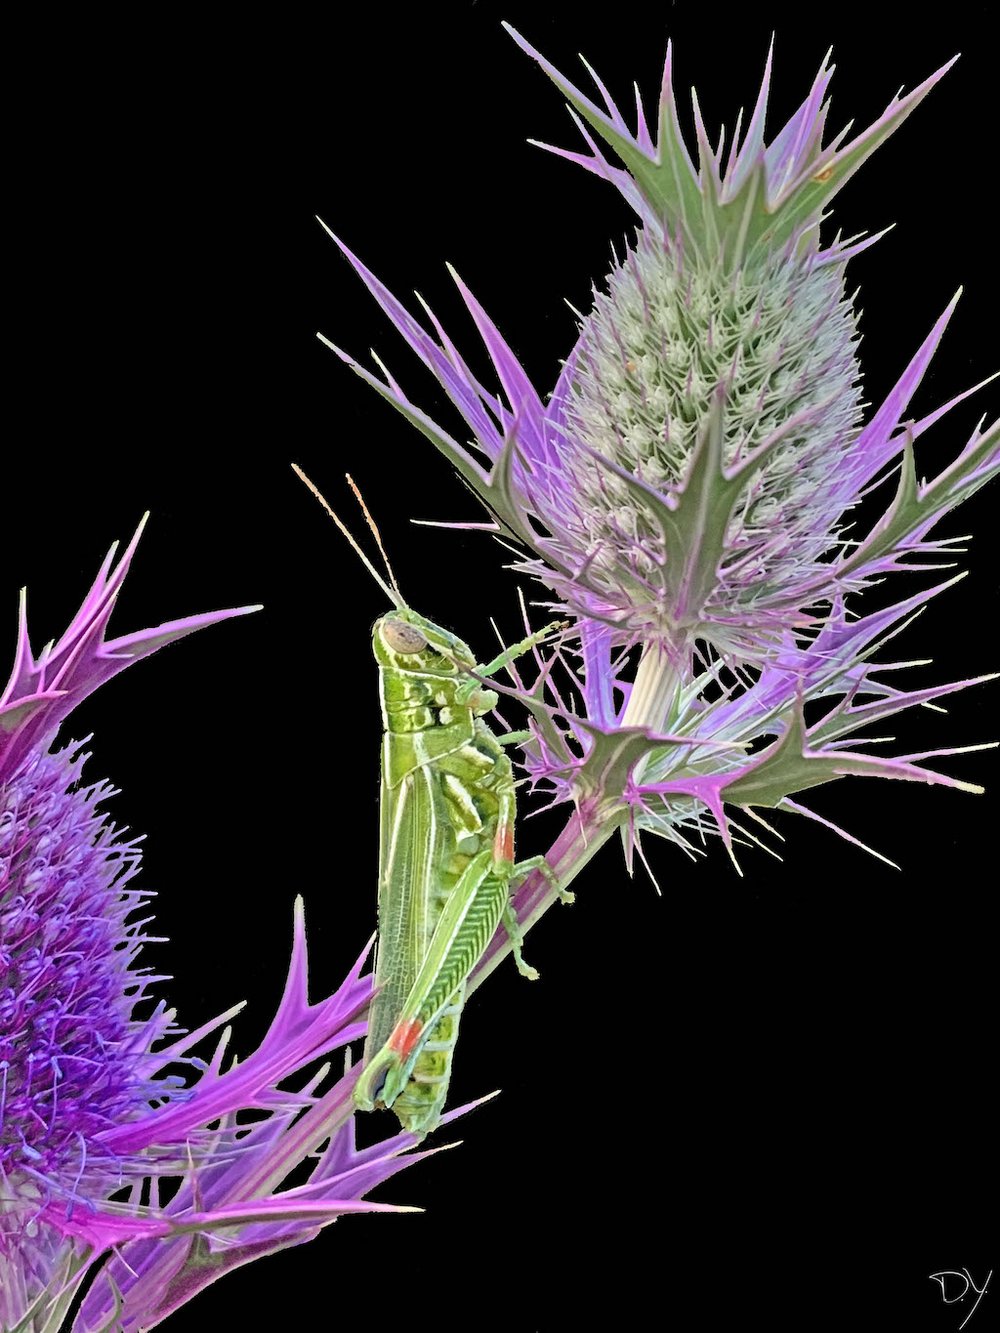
621;641;679;735
468;799;621;993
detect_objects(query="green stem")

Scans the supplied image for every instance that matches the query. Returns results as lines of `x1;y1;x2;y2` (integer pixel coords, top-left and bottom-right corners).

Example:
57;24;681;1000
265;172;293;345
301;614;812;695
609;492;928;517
621;641;678;734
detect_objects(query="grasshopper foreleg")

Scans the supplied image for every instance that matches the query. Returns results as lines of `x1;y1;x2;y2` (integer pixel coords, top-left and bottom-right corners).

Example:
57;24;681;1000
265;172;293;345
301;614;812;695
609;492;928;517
474;621;567;681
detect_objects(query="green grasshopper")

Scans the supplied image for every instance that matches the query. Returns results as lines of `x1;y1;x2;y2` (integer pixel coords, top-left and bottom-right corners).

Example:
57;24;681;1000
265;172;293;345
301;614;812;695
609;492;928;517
293;466;569;1136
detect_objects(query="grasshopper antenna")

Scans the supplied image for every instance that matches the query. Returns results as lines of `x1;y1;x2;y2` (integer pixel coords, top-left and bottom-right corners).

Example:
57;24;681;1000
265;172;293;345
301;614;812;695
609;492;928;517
345;472;404;604
292;464;404;609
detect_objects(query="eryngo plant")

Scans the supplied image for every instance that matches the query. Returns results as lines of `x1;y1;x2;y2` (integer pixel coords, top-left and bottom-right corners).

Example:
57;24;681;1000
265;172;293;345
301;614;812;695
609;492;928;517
0;527;461;1332
320;28;997;958
6;24;995;1332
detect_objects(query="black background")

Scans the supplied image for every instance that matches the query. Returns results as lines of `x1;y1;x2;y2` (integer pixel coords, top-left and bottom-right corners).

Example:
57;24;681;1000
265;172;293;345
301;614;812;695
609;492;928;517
5;3;996;1328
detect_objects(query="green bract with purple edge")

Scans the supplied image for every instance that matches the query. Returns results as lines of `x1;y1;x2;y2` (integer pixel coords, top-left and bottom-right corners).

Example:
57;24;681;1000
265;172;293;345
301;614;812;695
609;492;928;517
0;525;467;1332
318;29;996;943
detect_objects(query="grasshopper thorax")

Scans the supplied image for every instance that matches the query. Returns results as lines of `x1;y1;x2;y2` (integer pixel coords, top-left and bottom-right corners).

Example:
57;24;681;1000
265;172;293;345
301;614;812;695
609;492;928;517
374;611;499;726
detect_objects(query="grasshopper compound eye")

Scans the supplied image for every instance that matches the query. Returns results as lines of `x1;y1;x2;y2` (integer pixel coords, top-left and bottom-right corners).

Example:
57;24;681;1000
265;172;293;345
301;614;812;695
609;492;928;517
382;618;429;654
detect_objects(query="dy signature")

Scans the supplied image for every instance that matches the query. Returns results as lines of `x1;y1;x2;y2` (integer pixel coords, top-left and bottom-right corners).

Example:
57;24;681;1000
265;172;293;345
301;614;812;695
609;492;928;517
928;1268;992;1330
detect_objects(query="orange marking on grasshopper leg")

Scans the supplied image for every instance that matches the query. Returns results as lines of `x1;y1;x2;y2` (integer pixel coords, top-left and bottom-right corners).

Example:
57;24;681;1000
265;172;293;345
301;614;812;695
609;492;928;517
493;817;514;863
389;1018;424;1061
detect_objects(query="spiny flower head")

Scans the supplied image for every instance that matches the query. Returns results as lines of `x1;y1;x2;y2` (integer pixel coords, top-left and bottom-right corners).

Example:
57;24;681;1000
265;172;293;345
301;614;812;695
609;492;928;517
544;230;864;650
317;28;996;870
320;32;997;668
0;744;174;1253
0;526;450;1332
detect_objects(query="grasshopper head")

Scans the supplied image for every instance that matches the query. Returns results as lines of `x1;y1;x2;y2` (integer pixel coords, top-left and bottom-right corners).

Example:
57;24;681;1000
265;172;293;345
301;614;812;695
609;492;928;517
373;609;475;676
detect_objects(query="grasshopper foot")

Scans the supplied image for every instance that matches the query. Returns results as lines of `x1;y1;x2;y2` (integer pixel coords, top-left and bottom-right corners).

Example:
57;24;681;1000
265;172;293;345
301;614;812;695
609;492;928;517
502;901;539;980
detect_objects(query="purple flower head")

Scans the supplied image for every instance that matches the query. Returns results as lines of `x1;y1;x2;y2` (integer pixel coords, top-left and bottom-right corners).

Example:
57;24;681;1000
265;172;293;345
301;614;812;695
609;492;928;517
0;526;457;1331
0;744;175;1291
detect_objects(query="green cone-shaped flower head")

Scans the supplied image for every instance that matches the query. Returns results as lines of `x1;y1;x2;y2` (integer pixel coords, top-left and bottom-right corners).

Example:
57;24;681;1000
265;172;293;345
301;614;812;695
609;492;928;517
321;34;995;668
560;229;863;650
